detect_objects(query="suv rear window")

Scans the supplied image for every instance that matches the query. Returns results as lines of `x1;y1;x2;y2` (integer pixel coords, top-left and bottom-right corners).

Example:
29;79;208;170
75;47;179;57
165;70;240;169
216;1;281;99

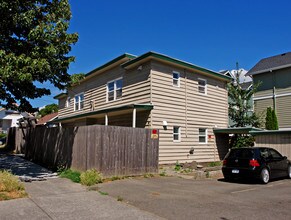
227;148;255;159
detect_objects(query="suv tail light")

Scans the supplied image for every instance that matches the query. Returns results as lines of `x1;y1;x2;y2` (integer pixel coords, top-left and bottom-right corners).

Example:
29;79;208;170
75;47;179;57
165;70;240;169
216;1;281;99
223;159;227;165
249;159;260;167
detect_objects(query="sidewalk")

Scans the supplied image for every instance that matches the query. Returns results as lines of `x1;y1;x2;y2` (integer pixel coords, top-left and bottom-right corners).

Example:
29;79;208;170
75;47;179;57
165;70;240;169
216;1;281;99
0;155;162;220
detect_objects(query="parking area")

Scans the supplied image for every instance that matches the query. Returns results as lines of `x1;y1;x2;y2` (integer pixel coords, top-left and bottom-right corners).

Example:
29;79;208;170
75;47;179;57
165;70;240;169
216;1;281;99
98;176;291;220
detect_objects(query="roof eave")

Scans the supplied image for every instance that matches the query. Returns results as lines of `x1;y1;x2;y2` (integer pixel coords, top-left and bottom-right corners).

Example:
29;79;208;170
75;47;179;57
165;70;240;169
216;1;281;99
122;52;231;82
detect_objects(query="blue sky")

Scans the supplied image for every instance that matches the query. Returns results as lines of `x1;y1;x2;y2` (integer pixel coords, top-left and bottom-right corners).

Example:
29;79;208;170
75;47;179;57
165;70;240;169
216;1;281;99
30;0;291;108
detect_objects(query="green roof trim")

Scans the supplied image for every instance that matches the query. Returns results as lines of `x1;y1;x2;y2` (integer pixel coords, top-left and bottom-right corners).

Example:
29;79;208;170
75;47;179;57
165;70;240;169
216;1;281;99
52;104;153;123
214;127;263;134
250;129;291;135
86;53;136;78
122;51;232;81
53;93;68;99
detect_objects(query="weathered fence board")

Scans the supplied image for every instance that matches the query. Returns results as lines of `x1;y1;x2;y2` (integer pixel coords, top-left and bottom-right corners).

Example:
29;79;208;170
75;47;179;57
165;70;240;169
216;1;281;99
8;125;159;177
254;133;291;159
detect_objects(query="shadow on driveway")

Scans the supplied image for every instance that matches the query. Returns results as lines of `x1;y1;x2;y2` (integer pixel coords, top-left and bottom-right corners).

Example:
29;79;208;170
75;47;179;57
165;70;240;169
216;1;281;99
0;154;57;180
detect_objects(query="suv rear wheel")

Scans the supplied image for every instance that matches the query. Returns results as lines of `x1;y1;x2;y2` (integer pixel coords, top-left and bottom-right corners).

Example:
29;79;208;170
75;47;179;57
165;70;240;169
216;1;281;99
260;168;270;184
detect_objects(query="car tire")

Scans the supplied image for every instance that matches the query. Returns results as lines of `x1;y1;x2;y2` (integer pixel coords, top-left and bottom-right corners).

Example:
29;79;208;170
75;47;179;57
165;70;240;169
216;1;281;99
288;165;291;179
260;168;270;184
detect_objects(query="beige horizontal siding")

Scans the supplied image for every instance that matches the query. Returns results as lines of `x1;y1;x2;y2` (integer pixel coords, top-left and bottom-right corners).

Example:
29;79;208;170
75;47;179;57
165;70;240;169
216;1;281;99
276;96;291;128
151;61;228;164
254;89;273;98
58;63;151;119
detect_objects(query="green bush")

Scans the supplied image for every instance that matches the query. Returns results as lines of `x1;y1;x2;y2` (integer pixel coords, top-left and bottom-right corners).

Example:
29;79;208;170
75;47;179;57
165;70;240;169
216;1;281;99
0;133;6;139
59;169;81;183
80;169;102;186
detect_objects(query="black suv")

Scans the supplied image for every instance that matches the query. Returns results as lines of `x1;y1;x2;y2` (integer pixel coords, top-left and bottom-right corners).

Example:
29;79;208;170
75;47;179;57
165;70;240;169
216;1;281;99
222;147;291;184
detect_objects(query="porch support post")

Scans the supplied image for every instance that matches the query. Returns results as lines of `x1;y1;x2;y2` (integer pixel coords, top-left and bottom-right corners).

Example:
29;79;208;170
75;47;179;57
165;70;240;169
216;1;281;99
132;108;136;128
105;113;108;126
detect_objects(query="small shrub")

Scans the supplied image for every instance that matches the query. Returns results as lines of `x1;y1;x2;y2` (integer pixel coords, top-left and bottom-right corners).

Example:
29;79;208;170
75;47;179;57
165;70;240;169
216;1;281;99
0;133;7;139
59;169;81;183
208;161;222;167
174;161;181;171
0;170;27;200
0;170;24;192
143;173;154;178
160;170;166;176
117;196;123;202
80;169;102;186
206;171;210;178
110;176;121;181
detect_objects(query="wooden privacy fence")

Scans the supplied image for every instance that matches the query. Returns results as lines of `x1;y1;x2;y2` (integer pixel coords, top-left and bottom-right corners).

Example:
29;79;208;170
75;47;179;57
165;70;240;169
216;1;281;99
8;125;159;177
253;132;291;158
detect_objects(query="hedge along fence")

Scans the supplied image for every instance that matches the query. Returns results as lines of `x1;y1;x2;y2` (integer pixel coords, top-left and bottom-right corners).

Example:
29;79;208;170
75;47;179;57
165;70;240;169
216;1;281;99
9;125;159;177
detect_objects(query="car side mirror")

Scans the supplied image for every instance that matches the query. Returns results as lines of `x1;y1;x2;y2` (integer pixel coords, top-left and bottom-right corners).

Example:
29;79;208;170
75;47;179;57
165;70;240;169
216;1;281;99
283;156;287;160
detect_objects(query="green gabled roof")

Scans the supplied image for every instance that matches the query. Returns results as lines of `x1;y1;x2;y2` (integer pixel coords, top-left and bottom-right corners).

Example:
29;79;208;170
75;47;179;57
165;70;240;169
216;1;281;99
52;104;153;123
53;93;68;99
122;51;232;81
86;53;136;78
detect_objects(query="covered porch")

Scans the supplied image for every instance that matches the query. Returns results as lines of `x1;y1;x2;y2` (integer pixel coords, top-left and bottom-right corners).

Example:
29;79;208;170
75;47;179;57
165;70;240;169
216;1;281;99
52;104;153;128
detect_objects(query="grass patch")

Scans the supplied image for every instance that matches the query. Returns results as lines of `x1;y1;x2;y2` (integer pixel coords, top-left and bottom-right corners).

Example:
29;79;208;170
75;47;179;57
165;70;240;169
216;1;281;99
80;169;103;186
143;173;154;178
159;170;166;176
59;169;81;183
98;191;108;196
0;170;27;201
208;161;222;167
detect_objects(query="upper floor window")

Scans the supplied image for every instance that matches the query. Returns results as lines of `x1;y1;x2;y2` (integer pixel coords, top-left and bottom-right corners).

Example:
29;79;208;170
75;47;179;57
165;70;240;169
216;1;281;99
199;128;207;144
74;93;84;111
173;126;181;142
198;78;207;94
173;71;180;87
66;97;71;108
107;78;122;101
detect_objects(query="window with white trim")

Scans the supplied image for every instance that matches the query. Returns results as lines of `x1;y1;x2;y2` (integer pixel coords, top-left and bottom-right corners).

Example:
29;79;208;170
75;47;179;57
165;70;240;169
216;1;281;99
74;93;84;111
66;97;71;108
198;78;207;94
199;128;207;144
107;78;122;101
173;126;181;142
173;71;180;87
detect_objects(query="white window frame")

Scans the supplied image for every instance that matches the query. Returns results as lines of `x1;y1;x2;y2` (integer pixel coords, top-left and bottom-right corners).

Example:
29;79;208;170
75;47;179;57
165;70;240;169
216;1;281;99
74;93;84;111
198;128;207;144
173;126;181;142
173;71;180;87
107;77;123;102
66;97;71;108
198;78;207;95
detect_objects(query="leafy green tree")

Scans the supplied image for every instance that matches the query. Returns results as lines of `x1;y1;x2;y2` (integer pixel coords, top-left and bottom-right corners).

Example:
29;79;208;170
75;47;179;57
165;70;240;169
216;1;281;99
38;103;58;117
265;107;279;130
70;73;85;86
228;68;261;148
272;109;279;130
0;0;78;112
265;107;273;130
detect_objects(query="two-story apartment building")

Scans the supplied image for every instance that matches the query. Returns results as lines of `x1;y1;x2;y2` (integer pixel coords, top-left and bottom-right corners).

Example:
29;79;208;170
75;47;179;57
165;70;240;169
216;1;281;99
54;52;230;164
247;52;291;129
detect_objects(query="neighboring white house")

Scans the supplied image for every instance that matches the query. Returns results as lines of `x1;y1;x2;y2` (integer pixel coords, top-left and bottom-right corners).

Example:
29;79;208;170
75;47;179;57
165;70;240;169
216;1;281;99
0;108;30;133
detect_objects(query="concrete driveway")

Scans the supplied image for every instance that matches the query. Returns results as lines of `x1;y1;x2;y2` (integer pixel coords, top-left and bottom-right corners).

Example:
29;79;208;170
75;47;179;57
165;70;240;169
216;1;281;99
98;176;291;220
0;154;161;220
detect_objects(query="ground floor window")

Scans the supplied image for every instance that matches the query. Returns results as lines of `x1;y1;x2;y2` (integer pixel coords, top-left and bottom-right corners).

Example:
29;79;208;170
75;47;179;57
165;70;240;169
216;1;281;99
199;128;207;143
173;126;181;142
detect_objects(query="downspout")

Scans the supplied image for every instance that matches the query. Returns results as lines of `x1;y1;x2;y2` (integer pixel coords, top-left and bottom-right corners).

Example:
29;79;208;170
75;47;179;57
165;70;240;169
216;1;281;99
150;67;153;128
185;69;188;137
273;86;276;112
